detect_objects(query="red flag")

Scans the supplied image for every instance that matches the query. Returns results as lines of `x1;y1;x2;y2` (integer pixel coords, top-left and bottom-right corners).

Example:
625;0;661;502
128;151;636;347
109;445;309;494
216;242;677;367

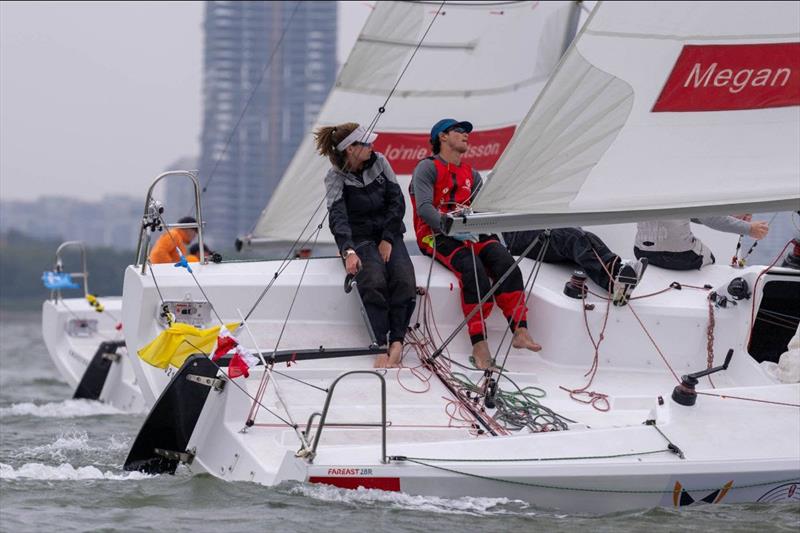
211;326;260;379
213;335;238;361
228;351;251;378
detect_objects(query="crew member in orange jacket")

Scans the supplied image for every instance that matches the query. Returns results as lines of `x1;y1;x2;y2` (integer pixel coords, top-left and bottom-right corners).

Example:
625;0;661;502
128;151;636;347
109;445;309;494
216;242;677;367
149;216;197;264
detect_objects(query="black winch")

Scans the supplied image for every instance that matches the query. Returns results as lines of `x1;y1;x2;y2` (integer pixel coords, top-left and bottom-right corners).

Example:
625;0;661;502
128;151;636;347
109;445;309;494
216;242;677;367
672;349;734;406
564;270;588;299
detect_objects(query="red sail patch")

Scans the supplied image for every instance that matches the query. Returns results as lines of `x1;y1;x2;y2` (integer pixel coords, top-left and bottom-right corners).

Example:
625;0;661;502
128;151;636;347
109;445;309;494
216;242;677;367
652;42;800;112
372;126;516;174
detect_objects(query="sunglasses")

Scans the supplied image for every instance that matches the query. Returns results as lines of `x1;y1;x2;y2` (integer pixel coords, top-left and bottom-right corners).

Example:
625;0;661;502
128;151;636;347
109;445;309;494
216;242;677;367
352;141;373;147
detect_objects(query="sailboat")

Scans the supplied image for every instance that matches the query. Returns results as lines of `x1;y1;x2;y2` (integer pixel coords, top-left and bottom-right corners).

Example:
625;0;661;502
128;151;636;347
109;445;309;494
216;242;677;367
41;241;144;411
120;1;799;513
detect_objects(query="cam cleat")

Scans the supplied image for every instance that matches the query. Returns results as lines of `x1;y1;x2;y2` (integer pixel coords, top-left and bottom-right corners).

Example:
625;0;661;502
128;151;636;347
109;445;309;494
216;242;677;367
612;258;648;306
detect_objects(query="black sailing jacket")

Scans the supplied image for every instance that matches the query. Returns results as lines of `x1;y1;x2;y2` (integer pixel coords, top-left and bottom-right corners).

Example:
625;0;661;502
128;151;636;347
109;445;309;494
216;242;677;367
323;152;406;254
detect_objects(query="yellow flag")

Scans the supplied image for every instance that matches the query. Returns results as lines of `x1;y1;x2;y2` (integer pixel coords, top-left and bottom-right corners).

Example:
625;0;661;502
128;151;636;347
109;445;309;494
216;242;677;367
137;322;241;369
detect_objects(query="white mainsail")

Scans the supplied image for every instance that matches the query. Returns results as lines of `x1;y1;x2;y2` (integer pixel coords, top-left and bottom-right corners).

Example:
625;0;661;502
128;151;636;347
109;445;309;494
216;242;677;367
450;0;800;233
249;1;579;245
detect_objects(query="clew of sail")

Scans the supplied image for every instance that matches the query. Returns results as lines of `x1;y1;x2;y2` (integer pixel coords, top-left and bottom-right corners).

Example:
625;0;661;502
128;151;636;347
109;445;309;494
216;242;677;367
248;1;579;247
449;1;800;234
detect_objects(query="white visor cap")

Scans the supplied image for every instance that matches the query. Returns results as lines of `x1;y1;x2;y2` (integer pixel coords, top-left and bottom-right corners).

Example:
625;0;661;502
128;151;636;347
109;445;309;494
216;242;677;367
336;126;378;152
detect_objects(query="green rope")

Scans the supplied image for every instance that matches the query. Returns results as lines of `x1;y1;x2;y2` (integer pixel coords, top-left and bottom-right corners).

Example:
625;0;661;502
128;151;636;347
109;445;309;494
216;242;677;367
393;457;799;494
448;371;568;432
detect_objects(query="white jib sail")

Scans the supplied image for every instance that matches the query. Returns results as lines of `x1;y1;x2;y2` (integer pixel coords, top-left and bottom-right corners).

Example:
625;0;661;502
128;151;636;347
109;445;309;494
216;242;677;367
453;1;800;234
250;0;578;245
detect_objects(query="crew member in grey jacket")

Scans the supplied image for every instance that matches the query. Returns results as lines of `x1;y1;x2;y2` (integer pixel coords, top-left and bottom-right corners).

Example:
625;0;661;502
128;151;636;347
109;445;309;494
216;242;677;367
635;216;769;270
316;122;416;368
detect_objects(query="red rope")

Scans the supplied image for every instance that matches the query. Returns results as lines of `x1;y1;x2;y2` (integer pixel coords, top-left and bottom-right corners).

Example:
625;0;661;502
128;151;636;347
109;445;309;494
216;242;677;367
697;391;800;408
706;298;717;389
626;302;682;383
246;362;272;424
558;255;616;412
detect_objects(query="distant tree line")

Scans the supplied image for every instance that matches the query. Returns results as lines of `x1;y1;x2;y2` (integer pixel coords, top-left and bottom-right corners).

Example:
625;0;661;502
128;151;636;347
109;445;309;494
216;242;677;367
0;230;135;309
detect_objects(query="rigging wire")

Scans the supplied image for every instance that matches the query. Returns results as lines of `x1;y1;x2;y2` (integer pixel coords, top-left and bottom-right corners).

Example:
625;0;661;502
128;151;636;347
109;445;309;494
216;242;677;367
243;202;329;321
139;1;453;434
244;0;446;240
201;1;304;195
361;0;447;138
153;215;224;325
731;212;781;267
241;0;445;312
247;223;326;425
242;0;449;322
493;232;550;372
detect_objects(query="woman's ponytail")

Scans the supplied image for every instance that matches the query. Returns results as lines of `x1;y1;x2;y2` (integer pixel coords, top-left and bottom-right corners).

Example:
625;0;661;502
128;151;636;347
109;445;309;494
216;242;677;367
314;122;359;169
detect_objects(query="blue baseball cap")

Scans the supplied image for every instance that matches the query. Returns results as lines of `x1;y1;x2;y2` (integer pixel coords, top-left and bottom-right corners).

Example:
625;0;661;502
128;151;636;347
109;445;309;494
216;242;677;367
430;118;473;141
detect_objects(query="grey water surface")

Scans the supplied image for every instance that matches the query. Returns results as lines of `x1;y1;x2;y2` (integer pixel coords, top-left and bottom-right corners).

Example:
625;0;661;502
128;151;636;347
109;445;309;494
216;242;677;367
0;310;797;532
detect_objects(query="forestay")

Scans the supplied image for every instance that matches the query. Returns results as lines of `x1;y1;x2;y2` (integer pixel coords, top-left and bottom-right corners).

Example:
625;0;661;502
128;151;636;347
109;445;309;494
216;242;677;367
250;1;579;245
450;1;800;234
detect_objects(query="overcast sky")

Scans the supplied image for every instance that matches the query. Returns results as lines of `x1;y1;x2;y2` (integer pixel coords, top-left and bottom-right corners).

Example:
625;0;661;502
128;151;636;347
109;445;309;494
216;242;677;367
0;1;371;202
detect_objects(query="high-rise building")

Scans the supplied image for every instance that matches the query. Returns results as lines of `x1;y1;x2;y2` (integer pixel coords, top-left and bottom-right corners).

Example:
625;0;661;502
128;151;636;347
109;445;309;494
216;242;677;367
199;1;337;249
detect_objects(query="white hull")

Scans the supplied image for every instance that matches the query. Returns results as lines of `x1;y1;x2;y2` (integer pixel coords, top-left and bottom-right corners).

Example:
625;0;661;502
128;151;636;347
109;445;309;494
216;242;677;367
42;297;144;412
121;251;800;513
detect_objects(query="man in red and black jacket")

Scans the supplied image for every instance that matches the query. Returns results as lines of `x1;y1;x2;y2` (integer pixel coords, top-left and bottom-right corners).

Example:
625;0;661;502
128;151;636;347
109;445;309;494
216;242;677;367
409;118;541;370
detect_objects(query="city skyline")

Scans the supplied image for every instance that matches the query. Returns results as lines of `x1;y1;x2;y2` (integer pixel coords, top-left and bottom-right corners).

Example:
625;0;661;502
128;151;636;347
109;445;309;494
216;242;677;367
0;1;371;203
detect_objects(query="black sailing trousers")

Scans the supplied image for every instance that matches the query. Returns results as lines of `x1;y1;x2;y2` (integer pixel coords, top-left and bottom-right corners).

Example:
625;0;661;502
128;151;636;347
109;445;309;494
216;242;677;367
351;239;417;345
504;228;621;290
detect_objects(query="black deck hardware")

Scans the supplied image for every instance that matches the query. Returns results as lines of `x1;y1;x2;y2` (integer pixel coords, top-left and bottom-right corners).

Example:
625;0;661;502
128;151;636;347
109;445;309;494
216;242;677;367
727;277;751;301
563;270;588;299
154;448;195;465
73;340;126;401
671;349;734;407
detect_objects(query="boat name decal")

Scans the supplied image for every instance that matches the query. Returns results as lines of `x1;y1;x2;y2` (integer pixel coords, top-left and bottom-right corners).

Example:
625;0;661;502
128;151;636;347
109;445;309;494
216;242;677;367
652;42;800;112
327;468;373;476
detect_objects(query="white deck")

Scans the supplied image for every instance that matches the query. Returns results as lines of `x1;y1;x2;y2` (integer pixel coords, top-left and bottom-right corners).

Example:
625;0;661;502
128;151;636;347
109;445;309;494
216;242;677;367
121;253;800;512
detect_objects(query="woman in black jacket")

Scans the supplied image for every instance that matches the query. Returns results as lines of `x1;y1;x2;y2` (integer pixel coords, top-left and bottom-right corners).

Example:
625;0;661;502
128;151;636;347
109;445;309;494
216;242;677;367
316;122;416;368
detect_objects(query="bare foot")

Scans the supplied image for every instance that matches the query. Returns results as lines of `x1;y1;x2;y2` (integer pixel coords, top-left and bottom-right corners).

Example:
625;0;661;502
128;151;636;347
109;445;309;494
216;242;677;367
373;354;389;368
386;341;403;368
512;327;542;352
471;340;496;370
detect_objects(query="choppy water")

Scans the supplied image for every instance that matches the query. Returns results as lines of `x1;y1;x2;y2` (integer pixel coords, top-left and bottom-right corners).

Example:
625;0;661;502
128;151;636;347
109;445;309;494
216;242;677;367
1;310;798;532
